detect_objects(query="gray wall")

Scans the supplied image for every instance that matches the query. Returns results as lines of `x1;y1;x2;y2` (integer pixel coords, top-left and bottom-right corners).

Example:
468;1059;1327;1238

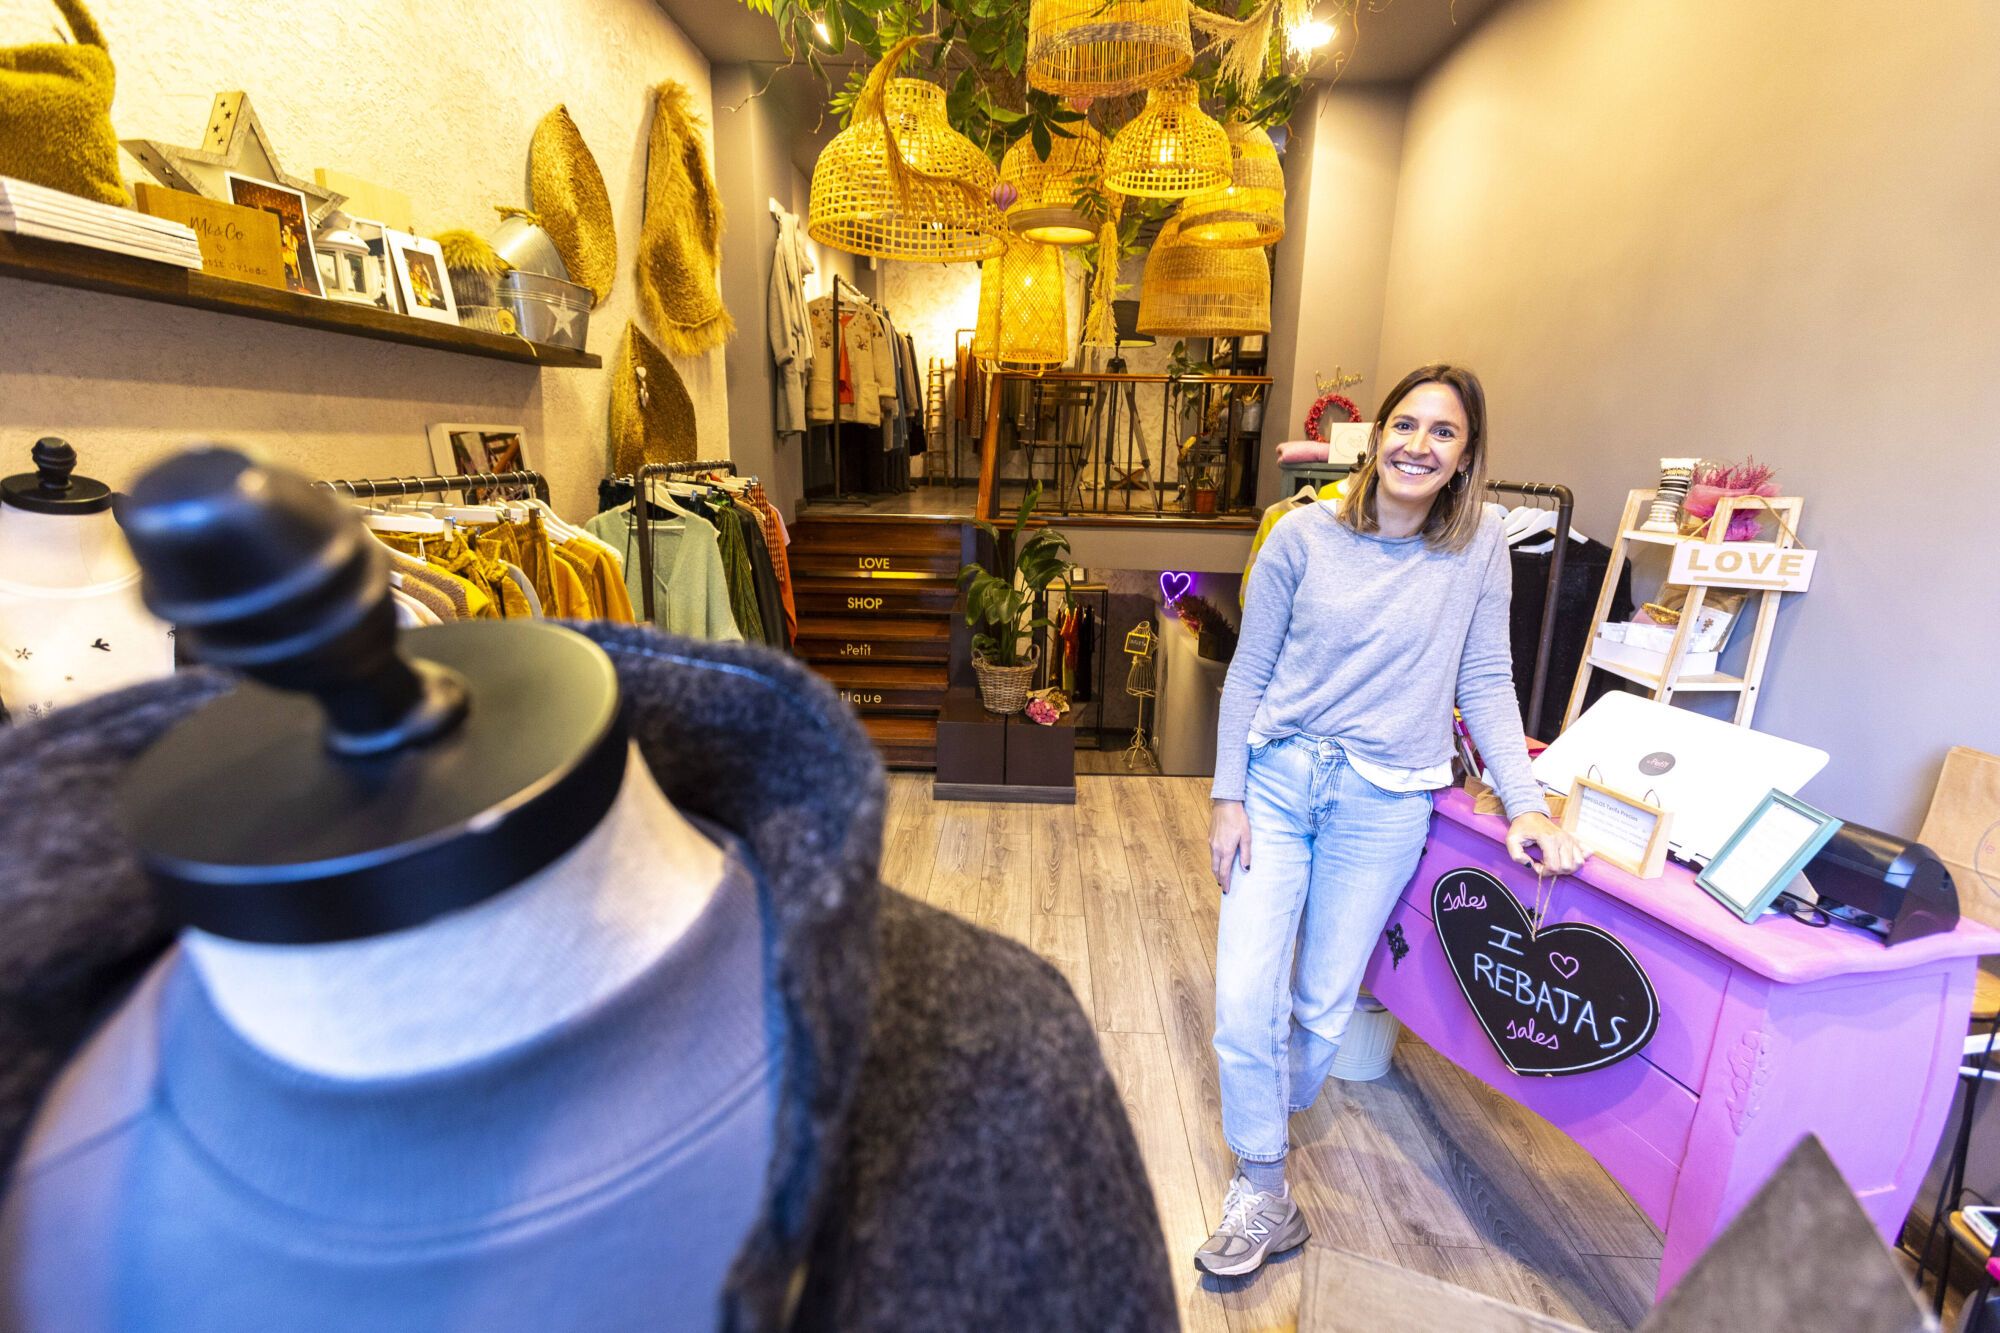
1373;0;2000;834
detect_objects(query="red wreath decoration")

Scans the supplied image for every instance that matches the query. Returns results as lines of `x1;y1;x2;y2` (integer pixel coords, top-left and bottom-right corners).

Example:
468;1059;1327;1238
1304;391;1361;442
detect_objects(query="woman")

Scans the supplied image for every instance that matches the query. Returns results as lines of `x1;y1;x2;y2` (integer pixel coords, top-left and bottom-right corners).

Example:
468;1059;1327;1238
1196;364;1587;1278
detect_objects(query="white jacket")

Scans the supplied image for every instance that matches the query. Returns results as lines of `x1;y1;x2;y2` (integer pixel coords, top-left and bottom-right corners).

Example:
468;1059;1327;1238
768;207;815;434
807;292;896;428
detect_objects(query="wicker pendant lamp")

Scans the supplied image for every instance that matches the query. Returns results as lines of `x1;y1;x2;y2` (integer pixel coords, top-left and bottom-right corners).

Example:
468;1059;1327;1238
973;237;1069;370
1136;214;1270;337
1026;0;1194;98
1179;121;1285;249
1104;81;1230;199
999;124;1112;246
809;37;1006;262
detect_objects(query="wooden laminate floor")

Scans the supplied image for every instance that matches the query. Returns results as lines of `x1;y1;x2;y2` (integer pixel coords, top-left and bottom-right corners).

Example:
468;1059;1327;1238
884;773;1665;1332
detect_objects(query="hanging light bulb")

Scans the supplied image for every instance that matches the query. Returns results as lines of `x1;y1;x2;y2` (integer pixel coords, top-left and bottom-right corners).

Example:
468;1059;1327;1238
1104;80;1230;199
1288;16;1335;54
999;123;1112;246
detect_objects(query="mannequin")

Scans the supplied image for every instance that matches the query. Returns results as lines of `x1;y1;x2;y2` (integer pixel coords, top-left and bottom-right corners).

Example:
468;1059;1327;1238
183;741;725;1078
0;438;173;722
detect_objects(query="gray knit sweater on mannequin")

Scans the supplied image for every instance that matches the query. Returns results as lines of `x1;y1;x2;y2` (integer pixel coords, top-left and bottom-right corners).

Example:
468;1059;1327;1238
1213;502;1549;820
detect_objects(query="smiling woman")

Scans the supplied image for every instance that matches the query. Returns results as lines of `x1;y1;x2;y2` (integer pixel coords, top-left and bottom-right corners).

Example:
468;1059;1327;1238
1197;362;1589;1279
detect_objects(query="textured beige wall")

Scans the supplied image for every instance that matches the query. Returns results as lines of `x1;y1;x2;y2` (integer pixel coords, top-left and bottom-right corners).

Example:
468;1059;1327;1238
0;0;719;518
1378;0;2000;832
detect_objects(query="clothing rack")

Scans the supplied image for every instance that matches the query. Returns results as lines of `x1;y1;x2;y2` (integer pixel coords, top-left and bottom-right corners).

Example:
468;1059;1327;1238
319;470;552;505
1485;479;1573;740
628;459;739;624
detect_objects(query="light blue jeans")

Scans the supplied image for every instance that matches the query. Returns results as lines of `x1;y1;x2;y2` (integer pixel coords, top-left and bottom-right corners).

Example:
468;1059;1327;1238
1214;734;1434;1162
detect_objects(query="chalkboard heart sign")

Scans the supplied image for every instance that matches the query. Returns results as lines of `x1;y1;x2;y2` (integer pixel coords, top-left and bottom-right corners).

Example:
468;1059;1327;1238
1432;868;1659;1077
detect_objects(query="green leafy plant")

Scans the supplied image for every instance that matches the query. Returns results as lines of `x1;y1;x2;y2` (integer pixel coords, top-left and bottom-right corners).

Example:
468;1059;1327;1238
958;482;1073;666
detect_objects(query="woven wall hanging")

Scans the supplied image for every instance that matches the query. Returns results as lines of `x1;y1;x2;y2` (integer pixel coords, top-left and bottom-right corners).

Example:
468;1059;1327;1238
1026;0;1194;98
638;82;733;356
809;37;1006;263
1178;121;1285;249
529;105;617;306
611;322;698;475
1136;215;1270;338
999;123;1111;246
973;237;1069;370
1105;81;1230;199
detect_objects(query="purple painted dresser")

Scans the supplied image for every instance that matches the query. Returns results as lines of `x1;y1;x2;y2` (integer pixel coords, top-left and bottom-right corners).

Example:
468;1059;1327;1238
1363;787;2000;1297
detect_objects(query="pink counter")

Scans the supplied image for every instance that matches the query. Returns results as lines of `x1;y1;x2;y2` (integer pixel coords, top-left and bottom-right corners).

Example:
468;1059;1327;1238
1362;786;2000;1296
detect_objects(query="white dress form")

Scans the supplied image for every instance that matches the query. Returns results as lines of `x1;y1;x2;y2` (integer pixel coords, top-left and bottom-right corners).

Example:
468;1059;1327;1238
183;743;726;1079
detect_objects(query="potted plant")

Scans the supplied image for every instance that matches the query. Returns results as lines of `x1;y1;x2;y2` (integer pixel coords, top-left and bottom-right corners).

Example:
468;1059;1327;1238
959;483;1072;714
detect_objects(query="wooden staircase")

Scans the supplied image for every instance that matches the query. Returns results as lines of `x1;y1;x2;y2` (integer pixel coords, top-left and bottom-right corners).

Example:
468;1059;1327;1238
789;516;965;769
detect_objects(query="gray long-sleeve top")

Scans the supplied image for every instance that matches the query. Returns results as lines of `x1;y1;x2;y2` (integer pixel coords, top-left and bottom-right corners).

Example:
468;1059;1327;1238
1211;501;1550;821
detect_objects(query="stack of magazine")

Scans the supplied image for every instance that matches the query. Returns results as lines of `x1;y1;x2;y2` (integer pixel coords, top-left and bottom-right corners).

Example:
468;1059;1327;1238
0;178;202;270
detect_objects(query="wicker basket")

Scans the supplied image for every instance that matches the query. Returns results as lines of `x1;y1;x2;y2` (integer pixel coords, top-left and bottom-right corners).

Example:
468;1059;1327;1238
973;645;1041;714
999;123;1112;246
972;237;1069;370
809;73;1007;263
1105;81;1230;199
1179;121;1285;249
1136;214;1271;337
1027;0;1194;98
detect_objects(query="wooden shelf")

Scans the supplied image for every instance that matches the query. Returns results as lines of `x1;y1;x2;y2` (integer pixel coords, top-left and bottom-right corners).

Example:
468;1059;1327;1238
1586;654;1746;693
1620;528;1686;547
0;232;600;369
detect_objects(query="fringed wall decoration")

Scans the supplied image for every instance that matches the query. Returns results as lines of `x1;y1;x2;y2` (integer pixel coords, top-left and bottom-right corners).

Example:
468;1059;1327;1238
638;82;734;356
530;104;617;306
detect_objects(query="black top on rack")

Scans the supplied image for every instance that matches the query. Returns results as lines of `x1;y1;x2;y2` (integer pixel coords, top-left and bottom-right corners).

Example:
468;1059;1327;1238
115;449;625;945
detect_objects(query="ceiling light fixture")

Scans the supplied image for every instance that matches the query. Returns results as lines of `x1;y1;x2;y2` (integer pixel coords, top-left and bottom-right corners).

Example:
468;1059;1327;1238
1288;17;1335;55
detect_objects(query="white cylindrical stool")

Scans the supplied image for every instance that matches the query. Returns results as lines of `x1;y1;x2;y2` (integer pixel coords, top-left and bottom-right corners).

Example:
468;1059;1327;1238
1330;992;1401;1082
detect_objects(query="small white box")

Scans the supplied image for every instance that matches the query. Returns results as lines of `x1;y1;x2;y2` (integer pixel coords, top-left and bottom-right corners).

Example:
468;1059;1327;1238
1592;630;1719;680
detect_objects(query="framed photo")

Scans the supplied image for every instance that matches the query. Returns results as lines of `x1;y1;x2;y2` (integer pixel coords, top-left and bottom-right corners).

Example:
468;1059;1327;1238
1560;777;1674;879
385;229;458;324
1696;790;1844;923
1238;334;1266;355
225;172;321;297
426;422;531;503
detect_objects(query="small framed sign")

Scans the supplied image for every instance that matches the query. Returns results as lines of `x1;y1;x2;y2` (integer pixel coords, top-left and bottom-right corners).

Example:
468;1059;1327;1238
1668;540;1817;593
1560;777;1673;879
1696;790;1844;923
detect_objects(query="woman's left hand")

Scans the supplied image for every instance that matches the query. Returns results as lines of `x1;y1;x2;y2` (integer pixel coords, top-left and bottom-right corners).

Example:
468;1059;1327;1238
1506;812;1589;876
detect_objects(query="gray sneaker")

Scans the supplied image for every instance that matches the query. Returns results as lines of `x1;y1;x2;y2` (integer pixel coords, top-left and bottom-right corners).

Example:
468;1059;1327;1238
1193;1176;1309;1277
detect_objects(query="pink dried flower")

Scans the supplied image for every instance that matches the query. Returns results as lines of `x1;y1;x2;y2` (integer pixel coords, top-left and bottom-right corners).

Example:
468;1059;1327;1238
1025;698;1059;726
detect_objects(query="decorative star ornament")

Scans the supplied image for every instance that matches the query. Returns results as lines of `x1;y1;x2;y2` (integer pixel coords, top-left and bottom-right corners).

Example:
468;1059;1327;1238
122;92;346;227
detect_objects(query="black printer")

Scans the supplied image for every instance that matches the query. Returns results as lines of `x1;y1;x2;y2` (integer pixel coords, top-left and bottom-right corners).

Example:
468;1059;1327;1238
1806;822;1959;946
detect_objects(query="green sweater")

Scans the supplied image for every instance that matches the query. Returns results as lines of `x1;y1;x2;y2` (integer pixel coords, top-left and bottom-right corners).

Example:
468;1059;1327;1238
583;509;742;642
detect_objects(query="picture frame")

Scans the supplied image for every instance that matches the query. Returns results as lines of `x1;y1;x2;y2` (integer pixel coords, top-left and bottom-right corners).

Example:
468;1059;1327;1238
385;229;458;324
224;172;322;297
425;423;530;503
1696;790;1844;923
1560;776;1674;879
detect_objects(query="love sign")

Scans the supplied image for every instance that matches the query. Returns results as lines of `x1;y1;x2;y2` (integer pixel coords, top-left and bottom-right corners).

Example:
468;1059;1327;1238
1432;868;1659;1077
1668;541;1817;593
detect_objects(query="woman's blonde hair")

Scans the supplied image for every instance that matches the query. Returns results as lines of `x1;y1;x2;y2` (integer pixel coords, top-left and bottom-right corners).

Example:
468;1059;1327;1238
1336;363;1490;553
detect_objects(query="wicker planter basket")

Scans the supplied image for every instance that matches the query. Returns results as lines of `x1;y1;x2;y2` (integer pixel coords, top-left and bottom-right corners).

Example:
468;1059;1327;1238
973;645;1041;714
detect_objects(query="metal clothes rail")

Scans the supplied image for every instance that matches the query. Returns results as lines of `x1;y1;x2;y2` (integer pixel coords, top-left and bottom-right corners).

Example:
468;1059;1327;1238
1486;479;1574;739
627;459;739;625
319;469;552;504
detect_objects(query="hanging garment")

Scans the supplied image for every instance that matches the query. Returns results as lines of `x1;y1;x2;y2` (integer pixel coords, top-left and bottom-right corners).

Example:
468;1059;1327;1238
0;628;1177;1330
769;204;815;435
383;547;488;620
1240;482;1342;605
582;509;741;642
707;503;766;647
734;507;789;651
390;567;457;624
742;485;797;643
558;537;637;624
902;334;928;456
807;293;886;426
372;529;532;620
637;81;733;356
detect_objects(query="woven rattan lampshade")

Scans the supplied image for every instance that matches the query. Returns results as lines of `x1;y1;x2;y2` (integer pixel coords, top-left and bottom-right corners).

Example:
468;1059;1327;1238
999;124;1111;246
809;76;1006;262
1104;81;1230;199
1179;121;1285;248
1136;215;1269;337
973;237;1069;370
1026;0;1194;98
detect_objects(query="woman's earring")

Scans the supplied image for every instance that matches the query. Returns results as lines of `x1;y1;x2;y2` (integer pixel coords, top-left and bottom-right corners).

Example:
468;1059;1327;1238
1451;469;1470;494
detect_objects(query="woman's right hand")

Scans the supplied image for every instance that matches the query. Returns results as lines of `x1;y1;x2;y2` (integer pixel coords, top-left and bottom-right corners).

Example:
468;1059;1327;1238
1210;800;1252;893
